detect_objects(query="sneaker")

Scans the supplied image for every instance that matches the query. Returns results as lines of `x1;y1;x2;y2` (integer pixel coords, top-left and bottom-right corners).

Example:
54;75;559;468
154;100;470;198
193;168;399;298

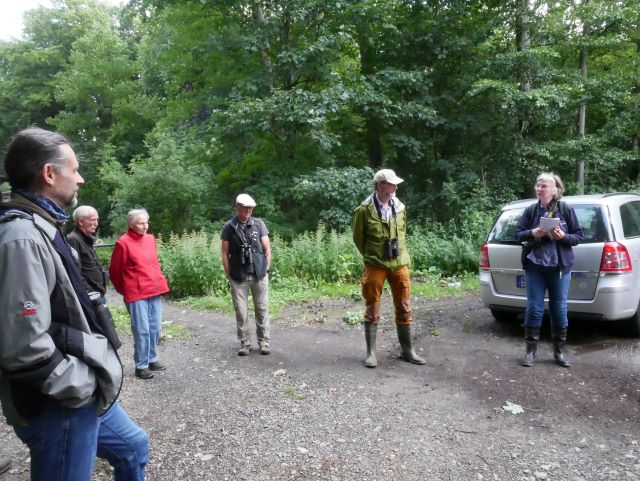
259;343;271;355
135;368;154;379
149;361;167;371
238;342;252;356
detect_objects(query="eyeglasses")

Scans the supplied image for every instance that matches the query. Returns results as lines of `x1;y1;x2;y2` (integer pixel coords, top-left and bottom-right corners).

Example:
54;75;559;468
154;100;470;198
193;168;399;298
535;184;553;190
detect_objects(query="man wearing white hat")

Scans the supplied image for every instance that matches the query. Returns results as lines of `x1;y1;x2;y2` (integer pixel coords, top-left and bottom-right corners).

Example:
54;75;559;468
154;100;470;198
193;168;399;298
352;169;425;368
221;194;272;356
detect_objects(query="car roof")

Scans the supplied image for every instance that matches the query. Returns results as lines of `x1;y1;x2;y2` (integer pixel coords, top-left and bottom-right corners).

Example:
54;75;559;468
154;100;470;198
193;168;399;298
502;193;640;211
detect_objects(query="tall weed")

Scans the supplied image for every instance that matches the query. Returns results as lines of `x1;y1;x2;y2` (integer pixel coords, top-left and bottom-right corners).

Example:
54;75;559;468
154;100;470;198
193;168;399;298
157;231;227;298
154;217;487;299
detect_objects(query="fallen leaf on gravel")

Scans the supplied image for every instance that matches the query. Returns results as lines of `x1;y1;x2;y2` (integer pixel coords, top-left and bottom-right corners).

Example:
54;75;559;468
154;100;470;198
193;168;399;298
198;454;214;461
502;401;524;414
273;369;287;377
297;447;308;454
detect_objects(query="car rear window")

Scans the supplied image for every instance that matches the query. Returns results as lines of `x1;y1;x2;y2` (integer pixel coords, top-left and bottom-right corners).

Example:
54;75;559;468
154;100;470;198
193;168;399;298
620;201;640;238
487;204;607;244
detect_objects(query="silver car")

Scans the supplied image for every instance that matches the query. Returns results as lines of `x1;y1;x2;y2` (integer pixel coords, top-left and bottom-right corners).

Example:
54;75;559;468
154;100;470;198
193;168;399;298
479;193;640;335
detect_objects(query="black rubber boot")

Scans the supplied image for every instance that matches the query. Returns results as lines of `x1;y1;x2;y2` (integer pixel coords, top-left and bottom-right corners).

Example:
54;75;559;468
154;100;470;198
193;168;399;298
520;326;540;367
364;323;378;368
396;324;426;365
551;325;570;367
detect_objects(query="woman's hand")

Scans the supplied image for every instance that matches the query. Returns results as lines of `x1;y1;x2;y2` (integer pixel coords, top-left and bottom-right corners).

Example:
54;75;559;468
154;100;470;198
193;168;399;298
550;226;565;240
531;228;547;238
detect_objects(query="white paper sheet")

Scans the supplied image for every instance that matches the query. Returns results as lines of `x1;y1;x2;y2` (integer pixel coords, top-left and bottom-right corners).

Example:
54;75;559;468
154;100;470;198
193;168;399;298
539;216;560;233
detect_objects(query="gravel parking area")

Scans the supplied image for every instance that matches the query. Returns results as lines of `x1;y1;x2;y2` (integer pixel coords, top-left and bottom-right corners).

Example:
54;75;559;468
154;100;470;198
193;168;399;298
1;293;639;480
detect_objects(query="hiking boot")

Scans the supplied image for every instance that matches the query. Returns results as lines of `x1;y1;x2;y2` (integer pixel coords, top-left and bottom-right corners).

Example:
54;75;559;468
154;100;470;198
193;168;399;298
396;324;426;365
520;326;540;367
149;361;167;371
238;342;252;356
551;325;570;367
364;322;378;368
259;342;271;355
135;368;154;380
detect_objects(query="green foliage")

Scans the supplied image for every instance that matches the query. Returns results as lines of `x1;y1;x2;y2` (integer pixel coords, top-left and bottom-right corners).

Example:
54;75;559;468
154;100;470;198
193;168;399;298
157;231;226;299
1;0;639;246
272;224;362;283
291;166;374;231
342;311;363;326
99;128;215;237
154;218;483;304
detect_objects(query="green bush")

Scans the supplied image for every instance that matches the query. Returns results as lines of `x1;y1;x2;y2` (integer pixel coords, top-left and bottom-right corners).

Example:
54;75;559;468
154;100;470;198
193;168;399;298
157;231;227;298
151;215;488;299
271;224;362;283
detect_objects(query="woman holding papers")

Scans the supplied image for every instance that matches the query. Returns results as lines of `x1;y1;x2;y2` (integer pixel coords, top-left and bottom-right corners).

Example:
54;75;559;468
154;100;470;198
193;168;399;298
516;173;584;367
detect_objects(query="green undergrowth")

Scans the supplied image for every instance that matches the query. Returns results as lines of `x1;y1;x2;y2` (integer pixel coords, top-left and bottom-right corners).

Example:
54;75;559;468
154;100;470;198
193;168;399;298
109;305;191;340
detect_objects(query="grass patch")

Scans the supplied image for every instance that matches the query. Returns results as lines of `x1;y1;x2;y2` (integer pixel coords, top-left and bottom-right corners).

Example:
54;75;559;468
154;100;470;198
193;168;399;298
109;305;191;340
178;274;479;318
284;385;306;401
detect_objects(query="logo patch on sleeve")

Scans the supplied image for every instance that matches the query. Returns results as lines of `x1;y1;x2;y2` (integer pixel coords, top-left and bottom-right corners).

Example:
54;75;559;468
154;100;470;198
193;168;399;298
21;301;37;316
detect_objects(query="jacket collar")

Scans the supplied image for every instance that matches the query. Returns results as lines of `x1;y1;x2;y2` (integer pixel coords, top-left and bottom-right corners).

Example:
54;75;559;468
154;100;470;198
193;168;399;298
73;227;96;246
126;228;146;241
0;192;66;232
360;192;405;215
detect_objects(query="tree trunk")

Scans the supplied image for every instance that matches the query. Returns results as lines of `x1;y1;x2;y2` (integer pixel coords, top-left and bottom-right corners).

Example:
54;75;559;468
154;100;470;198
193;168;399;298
516;0;531;137
251;3;274;95
576;2;590;194
635;12;640;183
356;26;384;168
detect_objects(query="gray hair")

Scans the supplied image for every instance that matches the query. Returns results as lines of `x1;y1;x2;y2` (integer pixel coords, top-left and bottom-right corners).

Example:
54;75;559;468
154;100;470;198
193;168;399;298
536;172;565;200
3;127;71;190
72;205;98;224
127;208;149;226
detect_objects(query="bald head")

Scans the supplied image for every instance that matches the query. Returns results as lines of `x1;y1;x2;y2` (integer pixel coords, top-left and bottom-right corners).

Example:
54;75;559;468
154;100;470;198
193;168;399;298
72;205;99;236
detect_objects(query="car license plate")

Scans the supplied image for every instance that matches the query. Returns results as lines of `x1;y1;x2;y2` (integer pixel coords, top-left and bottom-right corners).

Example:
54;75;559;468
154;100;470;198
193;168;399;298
516;275;526;288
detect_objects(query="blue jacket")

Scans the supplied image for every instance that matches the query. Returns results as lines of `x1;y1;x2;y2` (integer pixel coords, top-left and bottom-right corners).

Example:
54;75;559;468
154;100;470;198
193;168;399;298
516;200;584;273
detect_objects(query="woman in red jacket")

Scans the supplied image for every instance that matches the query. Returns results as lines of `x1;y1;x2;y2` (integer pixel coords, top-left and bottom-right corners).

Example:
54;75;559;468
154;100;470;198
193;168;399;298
109;209;170;380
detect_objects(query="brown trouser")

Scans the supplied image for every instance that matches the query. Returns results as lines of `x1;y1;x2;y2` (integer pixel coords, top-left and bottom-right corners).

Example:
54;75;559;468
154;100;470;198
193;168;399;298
360;263;412;325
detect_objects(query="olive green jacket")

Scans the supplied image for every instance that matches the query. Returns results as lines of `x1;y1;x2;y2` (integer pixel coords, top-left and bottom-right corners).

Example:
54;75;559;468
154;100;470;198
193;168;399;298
352;193;410;270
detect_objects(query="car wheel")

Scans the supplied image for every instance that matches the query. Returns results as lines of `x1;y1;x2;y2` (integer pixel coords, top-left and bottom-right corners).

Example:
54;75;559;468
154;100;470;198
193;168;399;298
624;308;640;337
490;309;516;323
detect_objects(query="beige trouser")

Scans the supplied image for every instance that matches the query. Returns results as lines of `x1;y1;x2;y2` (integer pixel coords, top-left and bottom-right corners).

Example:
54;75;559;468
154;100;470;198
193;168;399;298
229;274;270;344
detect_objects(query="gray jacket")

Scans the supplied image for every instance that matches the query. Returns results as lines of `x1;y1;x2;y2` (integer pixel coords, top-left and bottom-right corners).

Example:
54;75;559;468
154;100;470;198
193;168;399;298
0;208;123;425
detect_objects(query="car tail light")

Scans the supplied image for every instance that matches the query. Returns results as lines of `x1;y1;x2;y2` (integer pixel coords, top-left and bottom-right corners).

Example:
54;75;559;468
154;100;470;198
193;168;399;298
479;244;490;268
600;242;632;272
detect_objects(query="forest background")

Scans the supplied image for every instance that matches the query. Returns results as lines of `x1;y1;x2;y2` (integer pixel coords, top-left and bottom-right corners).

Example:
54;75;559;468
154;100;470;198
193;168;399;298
0;0;638;302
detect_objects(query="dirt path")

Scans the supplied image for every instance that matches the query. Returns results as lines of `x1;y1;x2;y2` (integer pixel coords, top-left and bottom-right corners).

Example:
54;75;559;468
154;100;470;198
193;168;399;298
1;293;639;480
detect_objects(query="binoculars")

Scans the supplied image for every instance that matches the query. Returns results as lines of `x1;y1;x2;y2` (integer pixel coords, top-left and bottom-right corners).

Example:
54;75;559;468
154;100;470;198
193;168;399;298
385;237;400;259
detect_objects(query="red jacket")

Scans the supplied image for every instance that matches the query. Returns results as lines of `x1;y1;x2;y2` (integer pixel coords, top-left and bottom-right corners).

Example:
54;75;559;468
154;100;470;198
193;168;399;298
109;229;170;303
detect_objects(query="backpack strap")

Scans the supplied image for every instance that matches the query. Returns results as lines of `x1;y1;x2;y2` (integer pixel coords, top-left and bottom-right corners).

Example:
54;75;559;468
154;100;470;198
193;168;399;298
525;202;537;224
558;200;569;220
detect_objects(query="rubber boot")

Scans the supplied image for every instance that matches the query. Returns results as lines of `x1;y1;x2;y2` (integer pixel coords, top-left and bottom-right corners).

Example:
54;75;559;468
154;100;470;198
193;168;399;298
520;326;540;367
364;323;378;368
396;324;426;365
551;325;570;367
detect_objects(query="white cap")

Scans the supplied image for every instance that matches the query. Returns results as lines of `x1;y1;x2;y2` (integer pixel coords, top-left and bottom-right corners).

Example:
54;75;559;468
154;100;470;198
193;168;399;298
373;169;404;185
235;193;256;207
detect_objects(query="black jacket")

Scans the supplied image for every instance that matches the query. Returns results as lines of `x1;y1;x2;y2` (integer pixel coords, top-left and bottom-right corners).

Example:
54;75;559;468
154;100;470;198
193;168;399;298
67;228;107;296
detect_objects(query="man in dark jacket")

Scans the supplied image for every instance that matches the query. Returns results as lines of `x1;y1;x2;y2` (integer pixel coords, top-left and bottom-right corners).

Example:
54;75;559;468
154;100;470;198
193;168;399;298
0;127;148;481
221;193;272;356
67;205;108;299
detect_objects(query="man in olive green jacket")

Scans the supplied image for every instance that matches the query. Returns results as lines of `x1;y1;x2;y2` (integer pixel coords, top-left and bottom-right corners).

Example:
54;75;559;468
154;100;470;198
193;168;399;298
352;169;425;368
